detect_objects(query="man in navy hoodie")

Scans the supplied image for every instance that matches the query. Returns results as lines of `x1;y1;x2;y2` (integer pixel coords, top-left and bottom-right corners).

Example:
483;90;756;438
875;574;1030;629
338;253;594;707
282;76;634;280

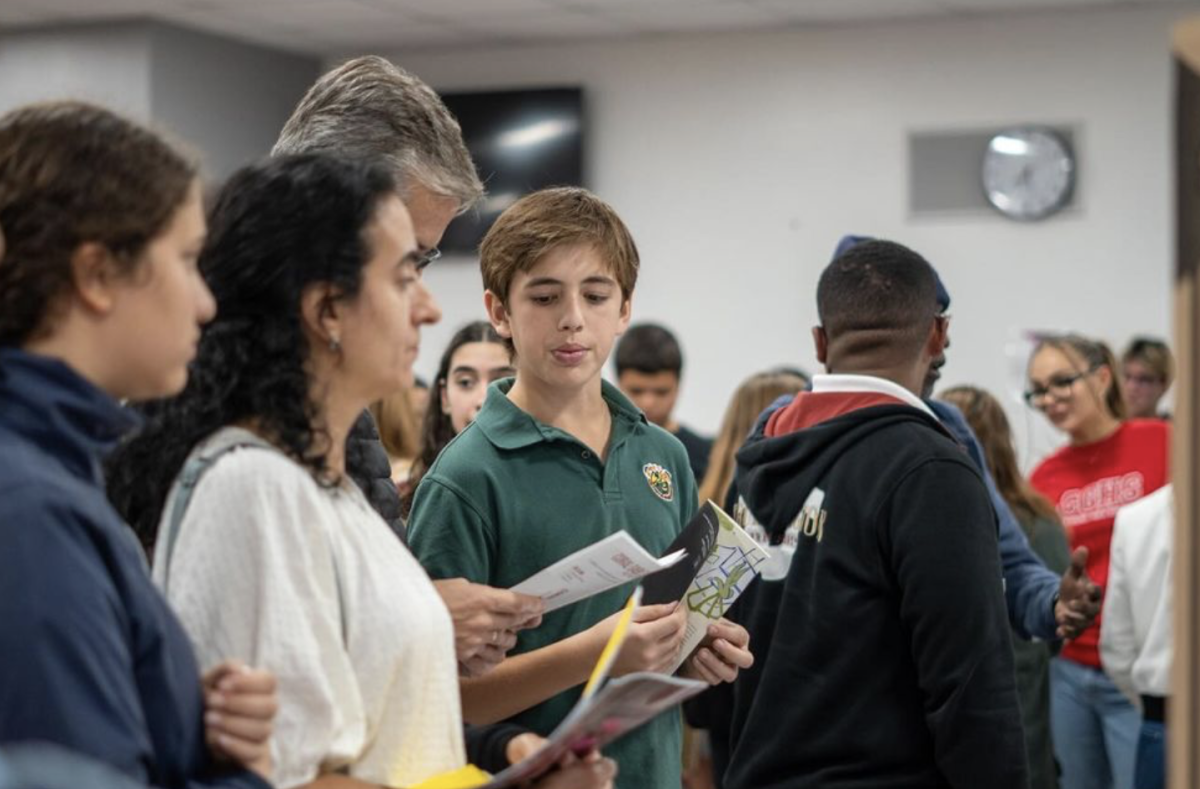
723;239;1027;789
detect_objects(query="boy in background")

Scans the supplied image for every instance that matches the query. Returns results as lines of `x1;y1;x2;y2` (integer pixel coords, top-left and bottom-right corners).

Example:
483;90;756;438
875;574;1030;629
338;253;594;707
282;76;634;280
615;323;713;483
408;188;751;789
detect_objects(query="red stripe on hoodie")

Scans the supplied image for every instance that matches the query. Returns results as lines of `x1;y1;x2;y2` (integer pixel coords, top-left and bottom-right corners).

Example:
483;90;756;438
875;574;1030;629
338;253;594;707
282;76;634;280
765;391;911;438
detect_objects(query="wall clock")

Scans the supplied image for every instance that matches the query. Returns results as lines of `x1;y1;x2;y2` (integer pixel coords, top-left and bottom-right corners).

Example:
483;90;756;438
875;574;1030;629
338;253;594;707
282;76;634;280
982;127;1075;221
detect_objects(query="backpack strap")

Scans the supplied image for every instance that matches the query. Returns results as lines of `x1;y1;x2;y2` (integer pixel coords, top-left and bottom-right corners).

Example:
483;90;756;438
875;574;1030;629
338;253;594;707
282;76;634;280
158;432;350;646
158;432;271;593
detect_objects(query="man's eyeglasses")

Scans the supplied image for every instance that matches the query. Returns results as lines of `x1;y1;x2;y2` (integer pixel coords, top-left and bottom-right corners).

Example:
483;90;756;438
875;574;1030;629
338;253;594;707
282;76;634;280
1023;366;1098;406
416;247;442;272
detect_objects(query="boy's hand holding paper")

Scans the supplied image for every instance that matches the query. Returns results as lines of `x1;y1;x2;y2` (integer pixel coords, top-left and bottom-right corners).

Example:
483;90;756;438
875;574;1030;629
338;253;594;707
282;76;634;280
643;501;769;676
509;531;686;613
591;601;688;678
413;588;706;789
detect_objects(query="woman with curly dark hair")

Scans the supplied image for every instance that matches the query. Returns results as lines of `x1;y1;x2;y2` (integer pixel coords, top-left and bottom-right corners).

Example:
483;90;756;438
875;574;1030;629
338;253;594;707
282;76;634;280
107;154;612;789
0;101;275;789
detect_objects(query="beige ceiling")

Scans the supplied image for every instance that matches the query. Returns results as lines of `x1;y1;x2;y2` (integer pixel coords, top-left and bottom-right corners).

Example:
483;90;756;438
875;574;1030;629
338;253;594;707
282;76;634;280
0;0;1186;56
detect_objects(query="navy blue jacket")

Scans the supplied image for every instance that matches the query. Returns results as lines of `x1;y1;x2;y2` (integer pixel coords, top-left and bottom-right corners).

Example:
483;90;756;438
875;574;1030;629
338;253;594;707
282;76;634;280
0;349;269;789
927;399;1061;640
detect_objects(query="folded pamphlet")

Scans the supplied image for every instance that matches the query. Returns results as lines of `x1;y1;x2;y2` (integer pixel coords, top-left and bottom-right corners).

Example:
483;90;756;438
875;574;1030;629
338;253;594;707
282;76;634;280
510;530;686;613
646;501;771;673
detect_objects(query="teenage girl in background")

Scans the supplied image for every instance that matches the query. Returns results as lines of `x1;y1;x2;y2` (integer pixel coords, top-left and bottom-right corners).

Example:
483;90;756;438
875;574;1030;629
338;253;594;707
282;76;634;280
1026;334;1170;789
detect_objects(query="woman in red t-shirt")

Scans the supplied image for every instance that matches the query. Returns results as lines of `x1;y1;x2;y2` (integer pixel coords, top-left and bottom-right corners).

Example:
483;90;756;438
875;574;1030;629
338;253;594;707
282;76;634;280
1026;334;1170;789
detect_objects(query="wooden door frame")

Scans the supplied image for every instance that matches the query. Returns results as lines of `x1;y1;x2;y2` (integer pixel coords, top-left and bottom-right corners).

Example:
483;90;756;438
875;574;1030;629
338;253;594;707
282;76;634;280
1172;17;1200;789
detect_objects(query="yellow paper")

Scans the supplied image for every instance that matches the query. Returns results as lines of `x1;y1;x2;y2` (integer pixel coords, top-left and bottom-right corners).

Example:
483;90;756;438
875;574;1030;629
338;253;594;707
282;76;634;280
582;586;641;699
406;764;493;789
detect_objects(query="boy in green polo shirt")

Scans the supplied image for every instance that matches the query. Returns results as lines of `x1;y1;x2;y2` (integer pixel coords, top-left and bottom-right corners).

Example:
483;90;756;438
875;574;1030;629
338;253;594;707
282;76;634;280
407;187;751;789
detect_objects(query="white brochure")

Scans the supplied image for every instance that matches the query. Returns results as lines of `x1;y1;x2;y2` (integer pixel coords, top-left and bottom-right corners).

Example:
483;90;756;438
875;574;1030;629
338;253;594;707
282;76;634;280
510;530;686;613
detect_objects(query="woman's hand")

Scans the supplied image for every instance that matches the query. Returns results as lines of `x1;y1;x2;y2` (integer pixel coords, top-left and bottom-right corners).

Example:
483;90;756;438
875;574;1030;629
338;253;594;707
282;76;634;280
202;660;278;781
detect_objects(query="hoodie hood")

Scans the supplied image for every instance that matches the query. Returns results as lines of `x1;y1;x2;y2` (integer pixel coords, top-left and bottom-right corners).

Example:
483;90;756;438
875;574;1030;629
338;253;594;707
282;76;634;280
735;390;951;538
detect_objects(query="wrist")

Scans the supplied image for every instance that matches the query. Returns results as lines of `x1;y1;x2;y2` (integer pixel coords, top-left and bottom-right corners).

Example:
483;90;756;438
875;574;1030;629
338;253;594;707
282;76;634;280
576;624;609;679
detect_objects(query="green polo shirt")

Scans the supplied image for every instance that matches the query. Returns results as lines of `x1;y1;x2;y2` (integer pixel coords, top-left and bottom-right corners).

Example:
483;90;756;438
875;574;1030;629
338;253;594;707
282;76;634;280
408;377;697;789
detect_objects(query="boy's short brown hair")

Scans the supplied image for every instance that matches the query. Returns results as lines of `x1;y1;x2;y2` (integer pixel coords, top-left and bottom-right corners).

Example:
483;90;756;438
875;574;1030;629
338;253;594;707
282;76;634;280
480;186;639;305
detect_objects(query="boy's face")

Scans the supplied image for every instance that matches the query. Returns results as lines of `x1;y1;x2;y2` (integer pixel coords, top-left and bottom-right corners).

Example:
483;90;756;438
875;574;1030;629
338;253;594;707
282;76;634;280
617;370;679;428
486;241;630;396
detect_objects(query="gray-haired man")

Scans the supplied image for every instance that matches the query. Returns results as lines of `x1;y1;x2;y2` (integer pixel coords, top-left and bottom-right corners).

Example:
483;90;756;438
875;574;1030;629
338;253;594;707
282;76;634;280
275;56;543;677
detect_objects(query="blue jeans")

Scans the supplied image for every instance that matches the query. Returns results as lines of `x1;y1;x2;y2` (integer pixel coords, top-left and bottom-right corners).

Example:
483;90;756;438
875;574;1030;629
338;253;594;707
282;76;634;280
1050;658;1141;789
1134;720;1165;789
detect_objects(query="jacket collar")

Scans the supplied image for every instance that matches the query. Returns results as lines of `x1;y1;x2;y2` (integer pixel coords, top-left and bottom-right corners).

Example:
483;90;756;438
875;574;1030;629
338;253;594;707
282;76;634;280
810;374;936;418
0;348;141;484
473;377;646;451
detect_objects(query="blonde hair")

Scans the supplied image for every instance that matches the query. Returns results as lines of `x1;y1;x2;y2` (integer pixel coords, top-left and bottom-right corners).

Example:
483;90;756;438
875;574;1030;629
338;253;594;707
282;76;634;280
371;387;422;462
698;370;808;506
480;187;638;305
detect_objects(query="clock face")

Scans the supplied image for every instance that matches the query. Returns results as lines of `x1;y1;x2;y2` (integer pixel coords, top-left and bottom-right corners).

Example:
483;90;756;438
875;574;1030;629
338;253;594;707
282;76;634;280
982;127;1075;221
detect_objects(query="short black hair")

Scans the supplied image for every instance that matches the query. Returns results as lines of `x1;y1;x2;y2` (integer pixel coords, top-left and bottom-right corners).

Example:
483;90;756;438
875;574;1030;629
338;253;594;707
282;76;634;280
615;322;683;376
817;239;939;352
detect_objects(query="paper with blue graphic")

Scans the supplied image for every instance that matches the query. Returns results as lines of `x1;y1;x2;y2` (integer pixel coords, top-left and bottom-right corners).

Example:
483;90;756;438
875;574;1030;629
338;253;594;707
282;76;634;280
666;501;770;673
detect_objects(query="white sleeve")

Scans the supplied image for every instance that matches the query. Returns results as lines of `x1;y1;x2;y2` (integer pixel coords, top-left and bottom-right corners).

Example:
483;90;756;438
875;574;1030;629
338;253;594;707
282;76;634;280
155;448;366;789
1099;508;1139;705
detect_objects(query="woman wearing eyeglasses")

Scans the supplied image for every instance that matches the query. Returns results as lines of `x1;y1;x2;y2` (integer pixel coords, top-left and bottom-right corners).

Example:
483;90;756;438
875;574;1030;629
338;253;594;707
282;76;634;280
1025;334;1170;789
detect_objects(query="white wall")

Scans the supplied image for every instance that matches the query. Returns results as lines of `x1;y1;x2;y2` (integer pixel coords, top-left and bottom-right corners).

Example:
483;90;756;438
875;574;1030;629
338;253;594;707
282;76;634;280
0;23;152;119
149;23;319;179
0;22;319;181
381;4;1190;466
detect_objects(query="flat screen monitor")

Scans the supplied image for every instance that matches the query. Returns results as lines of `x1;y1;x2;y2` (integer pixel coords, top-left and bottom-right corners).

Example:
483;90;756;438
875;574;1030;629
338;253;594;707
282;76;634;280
439;87;585;255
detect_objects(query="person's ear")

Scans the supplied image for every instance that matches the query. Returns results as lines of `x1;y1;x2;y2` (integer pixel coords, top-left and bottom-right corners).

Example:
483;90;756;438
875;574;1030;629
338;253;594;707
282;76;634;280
300;282;346;352
926;316;950;359
70;242;124;316
484;290;512;339
812;326;829;366
1094;364;1114;396
615;294;633;335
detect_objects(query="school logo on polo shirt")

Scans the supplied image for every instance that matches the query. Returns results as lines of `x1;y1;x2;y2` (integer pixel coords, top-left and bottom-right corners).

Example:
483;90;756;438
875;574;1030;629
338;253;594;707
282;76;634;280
642;463;674;501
